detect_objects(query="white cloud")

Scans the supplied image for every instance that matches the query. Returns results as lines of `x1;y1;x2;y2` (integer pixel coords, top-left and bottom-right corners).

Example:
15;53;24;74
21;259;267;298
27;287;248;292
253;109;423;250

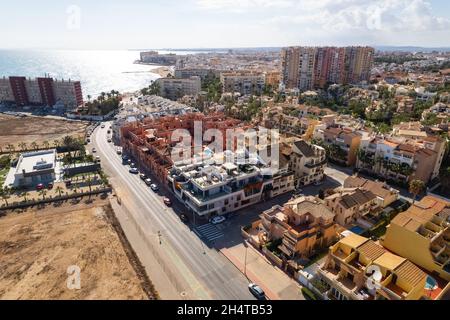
197;0;450;36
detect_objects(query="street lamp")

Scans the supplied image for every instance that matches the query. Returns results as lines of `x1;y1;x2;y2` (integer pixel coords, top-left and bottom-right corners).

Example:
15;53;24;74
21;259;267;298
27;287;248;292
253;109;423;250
244;240;249;280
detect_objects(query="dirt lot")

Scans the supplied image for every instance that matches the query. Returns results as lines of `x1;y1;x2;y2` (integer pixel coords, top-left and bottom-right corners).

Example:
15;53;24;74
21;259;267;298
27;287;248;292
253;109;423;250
0;199;156;300
0;114;88;148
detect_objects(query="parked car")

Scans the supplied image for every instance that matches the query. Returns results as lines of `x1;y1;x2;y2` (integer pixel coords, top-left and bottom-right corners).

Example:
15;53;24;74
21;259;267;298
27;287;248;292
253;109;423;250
129;168;139;174
101;124;105;129
36;183;45;191
47;182;54;190
163;197;172;206
150;184;159;192
179;214;189;224
96;156;101;162
248;283;266;300
140;173;148;181
92;148;97;153
144;178;152;186
64;180;72;187
107;138;112;143
210;216;226;225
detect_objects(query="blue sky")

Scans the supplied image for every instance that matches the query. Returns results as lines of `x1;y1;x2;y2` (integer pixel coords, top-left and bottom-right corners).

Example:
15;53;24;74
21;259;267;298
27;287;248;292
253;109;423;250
0;0;449;49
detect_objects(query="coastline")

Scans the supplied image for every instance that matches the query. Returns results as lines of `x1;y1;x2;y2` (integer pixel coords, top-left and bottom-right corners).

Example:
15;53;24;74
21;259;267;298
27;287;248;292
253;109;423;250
149;66;174;78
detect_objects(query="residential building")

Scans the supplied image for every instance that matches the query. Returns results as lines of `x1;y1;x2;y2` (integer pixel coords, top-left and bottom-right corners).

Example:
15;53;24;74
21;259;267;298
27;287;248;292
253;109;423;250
344;176;399;208
6;150;57;188
220;71;265;96
357;135;441;184
120;113;246;185
281;46;374;91
264;70;281;88
290;140;326;187
168;150;294;219
325;188;379;227
322;127;362;166
0;76;83;109
253;196;337;260
318;233;433;300
174;68;218;82
156;76;201;101
382;196;450;282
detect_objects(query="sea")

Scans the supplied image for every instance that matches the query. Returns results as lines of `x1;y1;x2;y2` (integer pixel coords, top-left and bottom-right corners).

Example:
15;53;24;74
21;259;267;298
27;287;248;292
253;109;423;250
0;49;200;98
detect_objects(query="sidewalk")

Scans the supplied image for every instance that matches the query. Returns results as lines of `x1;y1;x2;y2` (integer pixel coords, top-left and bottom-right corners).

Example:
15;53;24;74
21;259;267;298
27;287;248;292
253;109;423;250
221;244;305;300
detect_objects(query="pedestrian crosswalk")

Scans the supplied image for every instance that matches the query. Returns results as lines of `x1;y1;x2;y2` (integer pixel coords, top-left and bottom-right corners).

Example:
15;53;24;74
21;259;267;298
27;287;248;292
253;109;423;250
194;223;224;242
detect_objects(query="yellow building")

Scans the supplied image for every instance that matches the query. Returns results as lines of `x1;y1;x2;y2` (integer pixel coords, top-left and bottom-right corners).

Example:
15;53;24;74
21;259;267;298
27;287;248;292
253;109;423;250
382;196;450;282
318;234;431;300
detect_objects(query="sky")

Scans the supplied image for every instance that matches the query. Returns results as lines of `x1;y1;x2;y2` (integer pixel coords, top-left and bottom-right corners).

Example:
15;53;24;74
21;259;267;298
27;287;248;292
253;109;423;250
0;0;449;49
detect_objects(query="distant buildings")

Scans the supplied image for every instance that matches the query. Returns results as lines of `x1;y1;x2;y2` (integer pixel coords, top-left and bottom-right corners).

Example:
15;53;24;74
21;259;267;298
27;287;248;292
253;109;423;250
156;76;201;101
0;76;83;109
220;71;265;96
174;68;218;82
140;51;179;65
281;46;374;91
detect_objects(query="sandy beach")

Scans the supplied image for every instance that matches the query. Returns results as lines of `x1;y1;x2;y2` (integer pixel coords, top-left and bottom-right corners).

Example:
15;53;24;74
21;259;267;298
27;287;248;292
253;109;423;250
149;66;174;78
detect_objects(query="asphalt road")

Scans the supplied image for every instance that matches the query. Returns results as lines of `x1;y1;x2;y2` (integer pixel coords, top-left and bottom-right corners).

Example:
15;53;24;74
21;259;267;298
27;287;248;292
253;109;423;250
92;122;255;300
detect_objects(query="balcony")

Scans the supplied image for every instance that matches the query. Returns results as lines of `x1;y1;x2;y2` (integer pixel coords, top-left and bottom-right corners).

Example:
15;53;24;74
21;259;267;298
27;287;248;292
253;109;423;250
305;159;327;169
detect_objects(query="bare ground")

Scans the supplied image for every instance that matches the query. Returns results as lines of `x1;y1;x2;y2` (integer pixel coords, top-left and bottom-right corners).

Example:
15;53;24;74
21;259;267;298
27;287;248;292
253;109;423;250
0;199;158;300
0;114;88;148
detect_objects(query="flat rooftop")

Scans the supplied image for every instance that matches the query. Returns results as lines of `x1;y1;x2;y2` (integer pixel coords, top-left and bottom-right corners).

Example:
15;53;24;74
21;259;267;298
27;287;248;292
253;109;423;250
15;150;56;174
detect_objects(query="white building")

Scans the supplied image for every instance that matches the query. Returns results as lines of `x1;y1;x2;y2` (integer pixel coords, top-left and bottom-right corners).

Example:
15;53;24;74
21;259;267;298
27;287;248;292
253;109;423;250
290;140;326;188
168;150;293;219
156;76;201;101
7;150;57;188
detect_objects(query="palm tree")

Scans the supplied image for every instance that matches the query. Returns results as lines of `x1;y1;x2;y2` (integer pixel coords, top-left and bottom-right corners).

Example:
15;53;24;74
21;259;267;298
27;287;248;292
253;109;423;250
55;186;64;198
409;179;425;204
39;189;47;201
6;144;15;153
31;141;39;151
21;192;29;203
1;193;10;206
18;142;27;152
87;94;92;102
43;141;50;150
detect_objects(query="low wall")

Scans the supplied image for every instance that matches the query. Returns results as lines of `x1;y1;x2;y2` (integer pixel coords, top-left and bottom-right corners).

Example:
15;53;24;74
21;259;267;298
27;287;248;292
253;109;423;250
262;246;284;269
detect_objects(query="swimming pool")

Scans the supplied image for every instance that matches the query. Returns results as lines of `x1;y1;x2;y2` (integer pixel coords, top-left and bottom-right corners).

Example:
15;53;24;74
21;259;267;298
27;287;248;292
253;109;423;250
425;276;438;291
349;226;366;235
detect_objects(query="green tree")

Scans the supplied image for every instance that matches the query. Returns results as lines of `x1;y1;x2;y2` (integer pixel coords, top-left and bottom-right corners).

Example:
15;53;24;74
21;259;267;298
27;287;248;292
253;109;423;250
409;179;425;204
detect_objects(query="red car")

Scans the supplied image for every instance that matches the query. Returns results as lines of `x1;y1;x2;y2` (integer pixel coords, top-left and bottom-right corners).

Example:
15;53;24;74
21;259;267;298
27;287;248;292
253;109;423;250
36;183;45;191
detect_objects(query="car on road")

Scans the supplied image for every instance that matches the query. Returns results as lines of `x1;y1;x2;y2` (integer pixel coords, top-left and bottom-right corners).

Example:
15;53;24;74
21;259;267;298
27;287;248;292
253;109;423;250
47;182;54;190
248;283;266;300
92;148;97;153
107;138;112;143
64;180;72;187
101;124;105;128
140;173;148;181
96;156;101;162
36;183;45;191
150;184;159;192
129;168;139;174
210;216;226;225
163;197;172;206
180;214;189;224
144;178;152;186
